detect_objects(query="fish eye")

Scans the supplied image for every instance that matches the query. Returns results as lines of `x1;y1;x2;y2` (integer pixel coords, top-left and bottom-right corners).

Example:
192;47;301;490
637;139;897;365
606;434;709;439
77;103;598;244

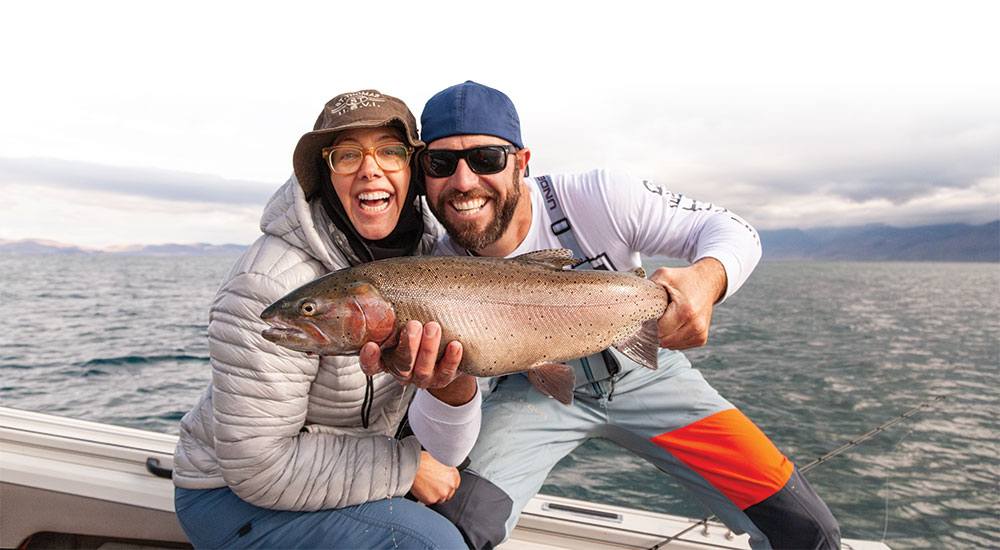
299;299;318;316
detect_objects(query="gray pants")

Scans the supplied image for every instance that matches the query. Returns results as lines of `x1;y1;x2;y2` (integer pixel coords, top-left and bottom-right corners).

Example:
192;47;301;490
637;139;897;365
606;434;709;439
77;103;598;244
438;348;840;550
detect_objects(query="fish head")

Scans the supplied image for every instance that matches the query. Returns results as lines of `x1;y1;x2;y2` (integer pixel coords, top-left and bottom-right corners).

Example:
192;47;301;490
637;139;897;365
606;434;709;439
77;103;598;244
260;277;396;356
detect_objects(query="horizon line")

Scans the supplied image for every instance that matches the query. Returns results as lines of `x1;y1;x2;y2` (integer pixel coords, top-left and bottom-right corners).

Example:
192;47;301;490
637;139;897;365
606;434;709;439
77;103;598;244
3;218;998;252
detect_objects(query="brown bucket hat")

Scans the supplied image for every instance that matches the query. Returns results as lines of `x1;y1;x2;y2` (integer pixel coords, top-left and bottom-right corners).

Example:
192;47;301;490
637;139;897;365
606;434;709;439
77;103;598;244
293;89;423;198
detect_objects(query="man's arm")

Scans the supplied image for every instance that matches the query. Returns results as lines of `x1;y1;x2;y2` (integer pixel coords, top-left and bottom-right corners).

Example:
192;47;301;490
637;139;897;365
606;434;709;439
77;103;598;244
600;170;761;349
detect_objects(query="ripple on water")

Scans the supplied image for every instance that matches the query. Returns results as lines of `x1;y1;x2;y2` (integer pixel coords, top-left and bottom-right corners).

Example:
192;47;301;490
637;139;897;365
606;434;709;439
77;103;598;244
81;369;109;377
77;354;207;368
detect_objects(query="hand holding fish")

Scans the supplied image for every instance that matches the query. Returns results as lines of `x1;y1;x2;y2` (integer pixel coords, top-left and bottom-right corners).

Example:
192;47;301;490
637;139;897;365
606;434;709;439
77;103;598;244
359;320;464;388
651;257;727;350
359;320;476;405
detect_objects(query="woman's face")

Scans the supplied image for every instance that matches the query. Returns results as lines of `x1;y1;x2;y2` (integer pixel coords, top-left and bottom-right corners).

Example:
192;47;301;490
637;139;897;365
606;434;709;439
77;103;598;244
328;127;412;241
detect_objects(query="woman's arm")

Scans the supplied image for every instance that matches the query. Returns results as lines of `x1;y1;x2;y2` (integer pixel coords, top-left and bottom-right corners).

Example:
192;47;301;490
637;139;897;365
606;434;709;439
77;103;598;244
209;262;422;511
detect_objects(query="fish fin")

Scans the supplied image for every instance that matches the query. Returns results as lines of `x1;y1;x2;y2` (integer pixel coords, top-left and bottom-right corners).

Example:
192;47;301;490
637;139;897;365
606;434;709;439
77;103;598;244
514;248;579;269
526;363;576;405
381;350;408;378
378;331;411;378
613;318;660;370
627;266;647;278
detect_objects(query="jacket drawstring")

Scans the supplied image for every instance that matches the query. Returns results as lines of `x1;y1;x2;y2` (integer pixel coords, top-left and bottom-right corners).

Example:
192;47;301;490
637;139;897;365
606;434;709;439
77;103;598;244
360;375;374;428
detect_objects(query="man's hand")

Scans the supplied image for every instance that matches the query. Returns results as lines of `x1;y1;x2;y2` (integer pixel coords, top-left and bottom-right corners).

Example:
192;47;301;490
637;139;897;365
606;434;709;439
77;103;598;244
651;257;728;350
359;320;468;392
410;450;461;505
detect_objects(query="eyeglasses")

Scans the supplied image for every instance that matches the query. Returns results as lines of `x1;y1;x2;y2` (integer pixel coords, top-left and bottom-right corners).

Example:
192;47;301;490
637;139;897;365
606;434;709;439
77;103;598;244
322;143;413;175
420;145;519;178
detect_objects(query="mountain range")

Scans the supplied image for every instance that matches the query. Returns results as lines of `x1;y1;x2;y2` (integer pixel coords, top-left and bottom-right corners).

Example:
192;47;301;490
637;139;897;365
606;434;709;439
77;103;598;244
2;220;998;261
758;221;998;262
0;239;247;257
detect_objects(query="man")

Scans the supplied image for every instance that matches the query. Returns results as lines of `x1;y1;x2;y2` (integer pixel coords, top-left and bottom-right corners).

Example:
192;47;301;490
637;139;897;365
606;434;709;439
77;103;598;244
366;81;840;550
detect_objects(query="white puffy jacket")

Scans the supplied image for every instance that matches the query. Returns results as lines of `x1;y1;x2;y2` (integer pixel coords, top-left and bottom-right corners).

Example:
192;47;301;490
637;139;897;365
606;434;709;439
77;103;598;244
172;176;444;510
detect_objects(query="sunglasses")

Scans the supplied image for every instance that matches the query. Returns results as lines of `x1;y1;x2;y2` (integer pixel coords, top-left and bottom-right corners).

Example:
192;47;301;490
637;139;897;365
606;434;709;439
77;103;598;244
420;145;519;178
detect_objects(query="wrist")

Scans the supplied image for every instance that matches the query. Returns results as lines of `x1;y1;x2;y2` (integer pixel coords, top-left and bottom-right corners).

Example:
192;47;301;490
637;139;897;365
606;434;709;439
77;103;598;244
428;373;478;406
694;257;728;303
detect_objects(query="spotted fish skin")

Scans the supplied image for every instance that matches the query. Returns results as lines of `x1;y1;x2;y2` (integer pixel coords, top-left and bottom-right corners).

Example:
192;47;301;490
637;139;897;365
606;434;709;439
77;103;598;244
261;249;668;403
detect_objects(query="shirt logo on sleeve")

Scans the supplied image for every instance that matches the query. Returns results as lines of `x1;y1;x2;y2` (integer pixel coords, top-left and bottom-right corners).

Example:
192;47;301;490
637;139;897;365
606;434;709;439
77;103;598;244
643;180;729;213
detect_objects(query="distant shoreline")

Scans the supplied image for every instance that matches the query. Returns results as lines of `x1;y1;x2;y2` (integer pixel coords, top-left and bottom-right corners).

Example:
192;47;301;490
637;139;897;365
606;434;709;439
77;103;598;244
3;220;998;261
0;240;247;257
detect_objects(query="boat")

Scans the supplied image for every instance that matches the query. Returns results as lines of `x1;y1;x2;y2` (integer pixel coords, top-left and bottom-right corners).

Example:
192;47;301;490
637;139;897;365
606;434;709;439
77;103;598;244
1;406;891;549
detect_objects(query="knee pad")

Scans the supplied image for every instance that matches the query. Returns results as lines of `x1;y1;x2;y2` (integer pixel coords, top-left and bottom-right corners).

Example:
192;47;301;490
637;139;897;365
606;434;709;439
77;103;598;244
744;469;841;549
429;470;513;550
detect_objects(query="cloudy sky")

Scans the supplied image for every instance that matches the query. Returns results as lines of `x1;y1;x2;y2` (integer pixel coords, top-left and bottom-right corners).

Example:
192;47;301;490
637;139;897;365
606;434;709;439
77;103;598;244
2;1;997;248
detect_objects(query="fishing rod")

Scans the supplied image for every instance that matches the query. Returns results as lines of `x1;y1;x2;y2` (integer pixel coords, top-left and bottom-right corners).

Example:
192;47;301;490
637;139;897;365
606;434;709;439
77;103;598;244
648;394;946;550
799;394;945;474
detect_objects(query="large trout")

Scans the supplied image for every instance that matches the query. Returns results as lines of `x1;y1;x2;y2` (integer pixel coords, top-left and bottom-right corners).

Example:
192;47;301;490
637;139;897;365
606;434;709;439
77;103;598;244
260;248;667;404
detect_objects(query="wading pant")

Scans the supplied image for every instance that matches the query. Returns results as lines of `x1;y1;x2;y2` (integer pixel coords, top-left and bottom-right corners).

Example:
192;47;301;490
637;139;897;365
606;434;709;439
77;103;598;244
443;348;840;550
174;485;466;550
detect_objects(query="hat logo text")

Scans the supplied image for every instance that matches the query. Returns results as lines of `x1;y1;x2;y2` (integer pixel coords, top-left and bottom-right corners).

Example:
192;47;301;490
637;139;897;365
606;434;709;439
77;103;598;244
330;92;386;116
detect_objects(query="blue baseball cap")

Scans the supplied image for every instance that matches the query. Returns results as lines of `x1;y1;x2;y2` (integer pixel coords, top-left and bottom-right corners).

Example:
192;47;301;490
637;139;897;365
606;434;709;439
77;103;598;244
421;81;523;149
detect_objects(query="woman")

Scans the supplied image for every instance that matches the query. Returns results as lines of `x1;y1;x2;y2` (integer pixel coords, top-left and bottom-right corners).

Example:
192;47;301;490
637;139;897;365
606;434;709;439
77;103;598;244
172;90;478;549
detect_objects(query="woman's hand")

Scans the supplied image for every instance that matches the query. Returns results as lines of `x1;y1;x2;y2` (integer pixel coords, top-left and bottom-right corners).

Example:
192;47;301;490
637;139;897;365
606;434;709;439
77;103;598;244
360;320;464;389
410;450;461;505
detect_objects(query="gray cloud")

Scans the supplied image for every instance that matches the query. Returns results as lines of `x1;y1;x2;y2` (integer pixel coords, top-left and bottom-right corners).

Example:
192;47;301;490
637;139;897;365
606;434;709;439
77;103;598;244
0;157;278;205
757;148;998;204
625;112;1000;213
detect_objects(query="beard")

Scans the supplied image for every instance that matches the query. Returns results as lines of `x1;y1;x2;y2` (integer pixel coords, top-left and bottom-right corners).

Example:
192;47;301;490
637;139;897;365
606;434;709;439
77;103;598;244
434;168;521;252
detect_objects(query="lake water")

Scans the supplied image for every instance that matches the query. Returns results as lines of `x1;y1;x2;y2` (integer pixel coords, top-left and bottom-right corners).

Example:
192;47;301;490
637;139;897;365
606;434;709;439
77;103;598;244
1;255;997;549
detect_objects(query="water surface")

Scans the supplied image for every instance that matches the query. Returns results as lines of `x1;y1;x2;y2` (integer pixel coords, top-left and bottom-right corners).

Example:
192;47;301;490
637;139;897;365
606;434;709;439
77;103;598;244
1;256;997;548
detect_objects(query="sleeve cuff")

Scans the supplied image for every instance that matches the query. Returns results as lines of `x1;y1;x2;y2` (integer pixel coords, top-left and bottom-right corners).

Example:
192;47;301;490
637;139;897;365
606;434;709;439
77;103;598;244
408;387;482;467
412;386;482;424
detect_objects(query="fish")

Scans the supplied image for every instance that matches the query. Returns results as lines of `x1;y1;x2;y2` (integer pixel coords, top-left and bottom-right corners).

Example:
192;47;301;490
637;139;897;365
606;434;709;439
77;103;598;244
260;248;668;404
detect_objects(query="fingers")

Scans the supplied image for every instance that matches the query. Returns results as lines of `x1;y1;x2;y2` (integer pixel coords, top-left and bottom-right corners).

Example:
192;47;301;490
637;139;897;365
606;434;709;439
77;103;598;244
360;320;464;389
410;322;444;387
409;323;465;389
441;466;460;502
653;267;711;350
359;342;384;376
658;301;709;350
436;341;464;384
411;451;461;505
448;470;460;501
652;268;684;346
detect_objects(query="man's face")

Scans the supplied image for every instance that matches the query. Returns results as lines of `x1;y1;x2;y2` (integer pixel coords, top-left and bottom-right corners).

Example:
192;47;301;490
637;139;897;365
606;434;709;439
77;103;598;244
423;135;524;252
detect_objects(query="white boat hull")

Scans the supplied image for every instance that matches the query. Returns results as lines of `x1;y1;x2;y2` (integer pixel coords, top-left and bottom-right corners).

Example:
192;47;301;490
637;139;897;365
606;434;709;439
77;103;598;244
0;407;890;550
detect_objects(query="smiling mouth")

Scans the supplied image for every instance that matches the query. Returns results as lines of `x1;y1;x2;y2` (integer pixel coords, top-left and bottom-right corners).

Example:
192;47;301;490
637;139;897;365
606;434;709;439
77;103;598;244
358;191;392;213
451;197;488;216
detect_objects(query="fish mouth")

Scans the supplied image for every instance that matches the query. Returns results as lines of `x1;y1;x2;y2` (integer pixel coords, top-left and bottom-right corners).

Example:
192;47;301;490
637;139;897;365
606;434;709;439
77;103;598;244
261;319;330;348
261;326;307;342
